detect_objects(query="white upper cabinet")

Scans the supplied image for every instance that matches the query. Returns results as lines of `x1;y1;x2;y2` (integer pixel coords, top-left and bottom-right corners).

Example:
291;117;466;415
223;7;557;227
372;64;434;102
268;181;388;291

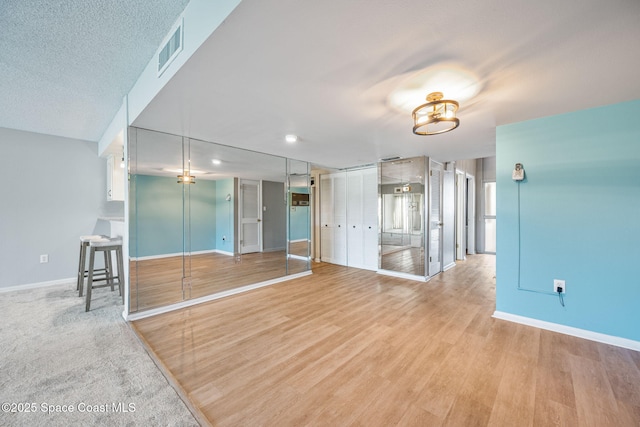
107;154;125;201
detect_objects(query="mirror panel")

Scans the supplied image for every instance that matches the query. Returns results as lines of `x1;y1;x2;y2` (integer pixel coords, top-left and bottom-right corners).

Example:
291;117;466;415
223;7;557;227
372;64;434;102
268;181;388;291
128;129;188;312
287;159;311;274
128;127;310;313
379;157;426;277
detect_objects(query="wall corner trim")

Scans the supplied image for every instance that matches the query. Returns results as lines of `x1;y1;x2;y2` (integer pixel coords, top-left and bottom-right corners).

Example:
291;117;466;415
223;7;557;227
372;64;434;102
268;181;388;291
492;311;640;352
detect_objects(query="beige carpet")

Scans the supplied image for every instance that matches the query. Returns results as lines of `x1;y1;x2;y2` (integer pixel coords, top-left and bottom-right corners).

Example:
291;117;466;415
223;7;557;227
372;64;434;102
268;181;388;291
0;282;198;426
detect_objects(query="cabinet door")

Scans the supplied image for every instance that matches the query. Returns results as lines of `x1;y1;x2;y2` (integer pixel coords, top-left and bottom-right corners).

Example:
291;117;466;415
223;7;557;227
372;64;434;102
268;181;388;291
106;155;114;201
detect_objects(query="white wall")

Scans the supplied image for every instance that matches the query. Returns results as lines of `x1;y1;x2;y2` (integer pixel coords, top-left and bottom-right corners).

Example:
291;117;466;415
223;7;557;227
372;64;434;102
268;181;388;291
0;128;118;288
127;0;241;124
455;159;477;177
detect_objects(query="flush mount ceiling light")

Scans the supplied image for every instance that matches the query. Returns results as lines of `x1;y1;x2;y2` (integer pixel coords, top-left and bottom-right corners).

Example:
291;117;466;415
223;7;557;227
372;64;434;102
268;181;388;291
212;159;222;165
285;134;298;143
412;92;459;135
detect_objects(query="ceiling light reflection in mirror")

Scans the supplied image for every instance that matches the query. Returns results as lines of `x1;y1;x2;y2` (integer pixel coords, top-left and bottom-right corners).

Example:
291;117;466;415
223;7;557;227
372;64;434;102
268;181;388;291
388;64;480;114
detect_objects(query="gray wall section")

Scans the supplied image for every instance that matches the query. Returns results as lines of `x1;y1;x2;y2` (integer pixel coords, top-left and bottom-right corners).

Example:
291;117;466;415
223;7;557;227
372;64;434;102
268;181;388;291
262;180;286;252
0;127;117;288
476;156;496;253
482;156;497;181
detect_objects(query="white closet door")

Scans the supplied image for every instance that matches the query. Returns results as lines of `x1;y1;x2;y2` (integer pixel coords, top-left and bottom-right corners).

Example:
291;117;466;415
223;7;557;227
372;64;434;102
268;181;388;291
320;174;334;262
332;172;347;265
347;170;364;268
362;168;379;270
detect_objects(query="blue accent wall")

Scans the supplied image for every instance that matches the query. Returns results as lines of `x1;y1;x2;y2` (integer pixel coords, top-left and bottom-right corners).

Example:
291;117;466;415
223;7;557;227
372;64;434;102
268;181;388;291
189;179;217;252
496;99;640;341
215;178;235;253
131;175;217;257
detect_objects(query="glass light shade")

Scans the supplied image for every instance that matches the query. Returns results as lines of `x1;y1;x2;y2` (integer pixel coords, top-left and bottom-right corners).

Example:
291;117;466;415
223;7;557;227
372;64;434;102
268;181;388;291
177;174;196;184
412;93;459;135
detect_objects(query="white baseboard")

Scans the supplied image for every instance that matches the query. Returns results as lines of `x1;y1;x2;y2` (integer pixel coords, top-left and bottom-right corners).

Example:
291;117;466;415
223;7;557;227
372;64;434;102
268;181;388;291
0;277;75;293
443;262;456;272
377;269;429;282
213;249;234;256
126;270;313;321
492;311;640;352
289;239;310;243
288;254;311;261
131;249;230;261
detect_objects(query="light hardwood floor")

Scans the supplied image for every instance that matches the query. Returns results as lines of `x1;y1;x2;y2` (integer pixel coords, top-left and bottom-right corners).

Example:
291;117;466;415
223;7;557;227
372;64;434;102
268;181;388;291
132;255;640;426
129;249;308;312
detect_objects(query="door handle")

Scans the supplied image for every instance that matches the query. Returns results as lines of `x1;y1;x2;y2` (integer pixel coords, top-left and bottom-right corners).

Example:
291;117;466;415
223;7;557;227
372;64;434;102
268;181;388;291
257;219;262;222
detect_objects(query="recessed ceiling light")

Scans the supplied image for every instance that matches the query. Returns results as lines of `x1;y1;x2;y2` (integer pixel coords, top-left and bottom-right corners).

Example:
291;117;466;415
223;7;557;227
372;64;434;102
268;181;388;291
212;159;222;165
285;134;298;143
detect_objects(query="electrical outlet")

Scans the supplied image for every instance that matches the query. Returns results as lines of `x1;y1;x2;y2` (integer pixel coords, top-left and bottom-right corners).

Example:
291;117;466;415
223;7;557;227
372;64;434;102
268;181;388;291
554;279;565;293
40;254;49;263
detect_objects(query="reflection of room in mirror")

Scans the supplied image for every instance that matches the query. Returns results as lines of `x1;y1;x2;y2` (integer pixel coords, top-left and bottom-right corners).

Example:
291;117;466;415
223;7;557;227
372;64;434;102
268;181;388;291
128;127;312;314
379;156;427;277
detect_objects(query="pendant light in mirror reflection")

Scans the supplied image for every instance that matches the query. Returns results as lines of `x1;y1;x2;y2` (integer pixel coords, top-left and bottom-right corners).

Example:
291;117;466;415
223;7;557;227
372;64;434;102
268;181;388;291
177;174;196;184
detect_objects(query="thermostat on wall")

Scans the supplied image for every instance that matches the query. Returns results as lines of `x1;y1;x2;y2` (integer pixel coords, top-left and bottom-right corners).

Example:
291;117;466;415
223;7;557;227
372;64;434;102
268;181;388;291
512;163;525;181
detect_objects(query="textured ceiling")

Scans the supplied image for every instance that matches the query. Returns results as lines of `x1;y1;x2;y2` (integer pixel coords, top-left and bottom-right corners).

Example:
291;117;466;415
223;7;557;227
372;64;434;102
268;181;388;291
0;0;189;141
2;0;640;170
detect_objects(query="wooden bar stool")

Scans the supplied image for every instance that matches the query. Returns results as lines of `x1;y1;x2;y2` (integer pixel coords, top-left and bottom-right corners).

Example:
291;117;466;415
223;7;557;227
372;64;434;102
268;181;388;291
85;237;125;312
77;235;110;296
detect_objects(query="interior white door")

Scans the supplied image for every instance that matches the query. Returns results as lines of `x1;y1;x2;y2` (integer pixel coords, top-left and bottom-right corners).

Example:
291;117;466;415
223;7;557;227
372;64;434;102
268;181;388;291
240;179;261;254
467;176;476;254
442;170;455;270
455;171;467;260
429;161;443;275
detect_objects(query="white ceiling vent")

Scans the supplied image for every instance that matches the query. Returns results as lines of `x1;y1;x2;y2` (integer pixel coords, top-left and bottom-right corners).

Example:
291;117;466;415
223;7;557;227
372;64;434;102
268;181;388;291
158;18;183;77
